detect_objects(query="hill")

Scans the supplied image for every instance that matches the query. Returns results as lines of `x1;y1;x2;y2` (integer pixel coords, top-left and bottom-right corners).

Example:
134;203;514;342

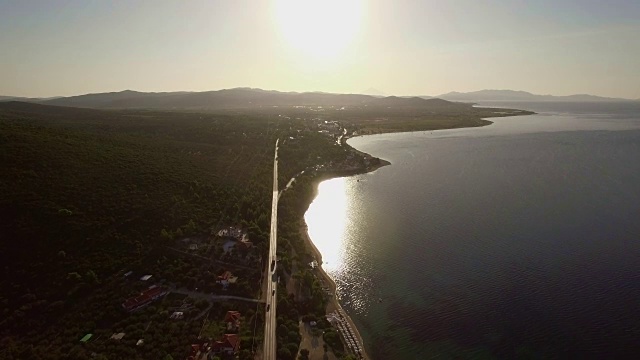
438;89;635;102
7;89;636;107
36;88;473;110
360;87;386;97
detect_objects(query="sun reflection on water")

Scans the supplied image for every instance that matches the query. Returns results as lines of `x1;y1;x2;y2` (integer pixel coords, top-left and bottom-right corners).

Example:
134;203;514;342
304;177;348;274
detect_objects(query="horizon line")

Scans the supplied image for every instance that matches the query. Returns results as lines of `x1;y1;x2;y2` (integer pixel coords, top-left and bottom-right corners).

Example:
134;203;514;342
2;87;638;101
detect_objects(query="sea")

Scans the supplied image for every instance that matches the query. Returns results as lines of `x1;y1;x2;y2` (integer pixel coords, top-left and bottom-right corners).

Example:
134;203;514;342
304;101;640;359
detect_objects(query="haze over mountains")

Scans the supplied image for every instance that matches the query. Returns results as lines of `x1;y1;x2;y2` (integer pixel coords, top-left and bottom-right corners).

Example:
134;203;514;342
436;89;636;102
0;88;466;111
0;88;635;111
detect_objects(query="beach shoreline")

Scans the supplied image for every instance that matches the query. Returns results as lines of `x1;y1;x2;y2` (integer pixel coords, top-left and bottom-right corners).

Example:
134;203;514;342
298;158;390;360
294;112;530;359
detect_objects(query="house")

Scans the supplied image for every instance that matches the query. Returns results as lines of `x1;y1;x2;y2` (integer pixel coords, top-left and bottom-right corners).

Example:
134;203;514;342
224;311;241;331
217;226;243;239
186;343;208;360
122;286;168;312
211;334;240;355
110;332;125;340
170;311;184;320
217;271;232;281
217;271;238;289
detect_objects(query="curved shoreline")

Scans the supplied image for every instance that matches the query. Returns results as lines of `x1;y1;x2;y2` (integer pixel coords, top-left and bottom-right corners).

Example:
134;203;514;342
300;159;389;360
298;110;532;359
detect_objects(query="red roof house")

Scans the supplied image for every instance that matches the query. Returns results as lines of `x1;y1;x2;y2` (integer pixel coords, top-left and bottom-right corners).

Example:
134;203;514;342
224;311;241;331
217;271;233;281
212;334;240;355
122;286;167;312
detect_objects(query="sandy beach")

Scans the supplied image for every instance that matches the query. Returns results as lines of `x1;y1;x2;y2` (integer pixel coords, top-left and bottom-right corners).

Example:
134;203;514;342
300;221;371;360
298;157;390;360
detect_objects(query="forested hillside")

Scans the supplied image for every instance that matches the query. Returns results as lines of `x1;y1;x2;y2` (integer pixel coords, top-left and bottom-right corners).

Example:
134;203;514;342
0;102;284;359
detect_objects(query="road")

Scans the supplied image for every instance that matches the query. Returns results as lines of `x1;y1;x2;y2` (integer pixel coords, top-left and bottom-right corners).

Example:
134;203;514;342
263;139;279;360
168;288;262;304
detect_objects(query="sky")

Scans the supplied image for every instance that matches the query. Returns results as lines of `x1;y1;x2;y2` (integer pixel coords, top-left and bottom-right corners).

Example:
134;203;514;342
1;0;639;99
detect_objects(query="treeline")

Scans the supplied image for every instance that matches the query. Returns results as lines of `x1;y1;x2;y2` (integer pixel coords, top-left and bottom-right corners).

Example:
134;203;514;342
0;103;280;359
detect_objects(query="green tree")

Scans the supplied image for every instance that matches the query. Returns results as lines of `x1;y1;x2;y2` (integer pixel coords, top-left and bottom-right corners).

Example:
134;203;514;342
66;272;82;281
285;342;299;356
239;349;252;360
185;219;197;235
160;228;173;241
85;270;100;285
277;348;292;360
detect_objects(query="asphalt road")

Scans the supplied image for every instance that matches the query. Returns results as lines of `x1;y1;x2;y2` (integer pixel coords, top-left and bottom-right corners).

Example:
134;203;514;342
263;139;279;360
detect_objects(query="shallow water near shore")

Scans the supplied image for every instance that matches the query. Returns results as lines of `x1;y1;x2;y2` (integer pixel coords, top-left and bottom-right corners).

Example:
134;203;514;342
305;101;640;359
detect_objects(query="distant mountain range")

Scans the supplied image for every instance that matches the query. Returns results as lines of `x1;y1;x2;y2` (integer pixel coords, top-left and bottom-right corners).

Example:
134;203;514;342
360;88;386;97
1;88;635;110
0;95;62;102
437;90;635;102
0;88;469;111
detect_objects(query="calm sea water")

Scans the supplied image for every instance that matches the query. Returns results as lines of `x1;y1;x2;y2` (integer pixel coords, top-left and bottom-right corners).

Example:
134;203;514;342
305;102;640;359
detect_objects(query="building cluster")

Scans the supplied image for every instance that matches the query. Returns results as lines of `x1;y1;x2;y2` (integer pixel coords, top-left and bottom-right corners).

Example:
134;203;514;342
186;311;242;359
217;226;253;252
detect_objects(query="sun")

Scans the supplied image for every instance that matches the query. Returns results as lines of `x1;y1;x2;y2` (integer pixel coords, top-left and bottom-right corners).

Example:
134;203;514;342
273;0;364;60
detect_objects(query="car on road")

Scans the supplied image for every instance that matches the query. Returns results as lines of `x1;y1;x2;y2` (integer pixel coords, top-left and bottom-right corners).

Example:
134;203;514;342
266;304;270;312
270;259;276;272
272;289;275;296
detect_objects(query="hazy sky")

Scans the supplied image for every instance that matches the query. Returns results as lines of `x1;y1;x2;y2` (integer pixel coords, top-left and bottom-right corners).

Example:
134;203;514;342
2;0;639;98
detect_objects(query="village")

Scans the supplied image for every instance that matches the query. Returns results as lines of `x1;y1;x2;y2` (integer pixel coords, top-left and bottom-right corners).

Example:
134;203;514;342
72;225;267;359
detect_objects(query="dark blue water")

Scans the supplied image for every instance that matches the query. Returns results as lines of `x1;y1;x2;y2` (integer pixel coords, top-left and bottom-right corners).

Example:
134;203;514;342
307;102;640;359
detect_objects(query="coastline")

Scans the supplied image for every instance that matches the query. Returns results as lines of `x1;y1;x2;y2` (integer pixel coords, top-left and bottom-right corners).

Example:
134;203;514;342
300;222;370;359
295;110;532;359
299;158;390;360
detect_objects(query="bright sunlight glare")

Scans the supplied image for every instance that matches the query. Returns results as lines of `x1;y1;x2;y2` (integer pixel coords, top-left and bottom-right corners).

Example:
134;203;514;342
304;178;348;273
273;0;364;60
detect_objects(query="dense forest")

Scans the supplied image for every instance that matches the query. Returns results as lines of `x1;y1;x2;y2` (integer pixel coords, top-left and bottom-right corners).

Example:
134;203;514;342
0;102;289;359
